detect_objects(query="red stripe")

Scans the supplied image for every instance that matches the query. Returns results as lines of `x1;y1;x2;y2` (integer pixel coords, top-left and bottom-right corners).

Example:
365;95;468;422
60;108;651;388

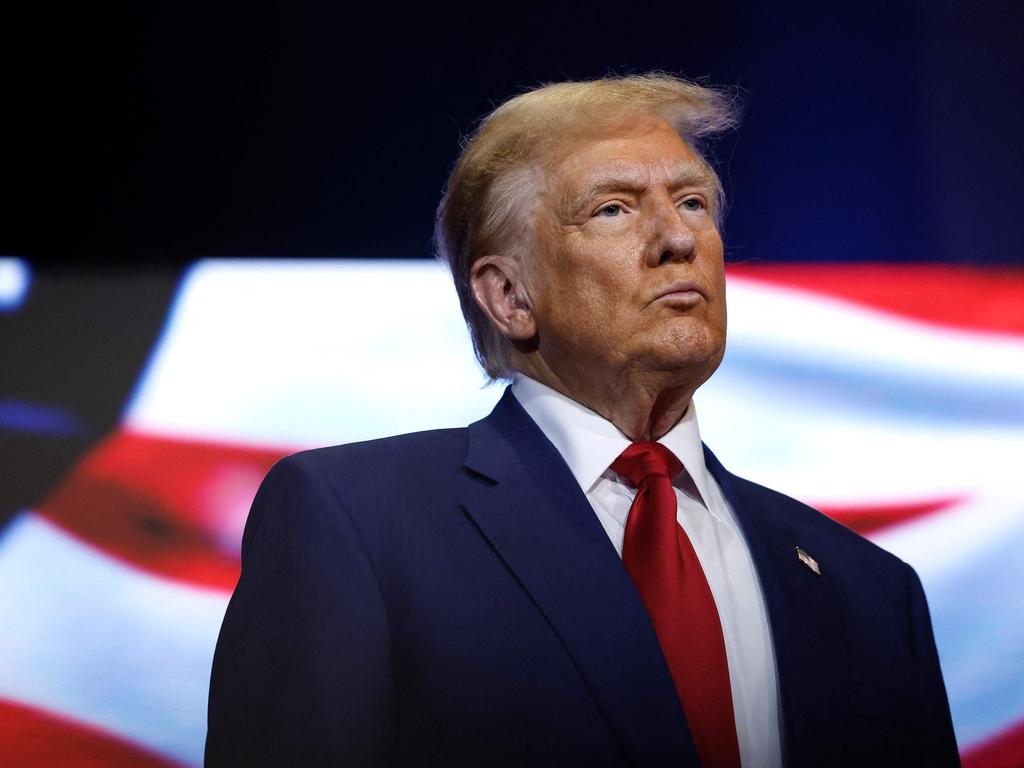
816;496;962;536
0;698;185;768
36;430;291;590
962;717;1024;768
726;264;1024;335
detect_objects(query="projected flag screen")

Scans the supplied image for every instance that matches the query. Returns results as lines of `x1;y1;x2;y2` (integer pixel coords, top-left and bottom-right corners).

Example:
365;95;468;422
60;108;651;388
0;258;1022;766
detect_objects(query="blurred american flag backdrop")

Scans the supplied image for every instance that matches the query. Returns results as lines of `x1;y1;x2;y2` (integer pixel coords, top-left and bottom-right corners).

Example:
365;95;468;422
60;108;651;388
1;257;1022;766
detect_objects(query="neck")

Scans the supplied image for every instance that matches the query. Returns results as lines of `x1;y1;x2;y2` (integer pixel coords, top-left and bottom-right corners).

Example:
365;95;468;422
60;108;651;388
517;357;696;441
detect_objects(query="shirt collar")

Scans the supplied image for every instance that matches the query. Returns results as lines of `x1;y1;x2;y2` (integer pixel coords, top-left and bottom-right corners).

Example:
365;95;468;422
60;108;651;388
510;373;722;520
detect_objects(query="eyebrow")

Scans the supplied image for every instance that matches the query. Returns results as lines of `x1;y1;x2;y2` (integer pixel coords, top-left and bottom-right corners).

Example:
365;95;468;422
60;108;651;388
564;162;718;217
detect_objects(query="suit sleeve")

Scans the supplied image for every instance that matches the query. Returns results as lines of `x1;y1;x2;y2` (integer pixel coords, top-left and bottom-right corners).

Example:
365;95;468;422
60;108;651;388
205;453;397;767
905;564;961;767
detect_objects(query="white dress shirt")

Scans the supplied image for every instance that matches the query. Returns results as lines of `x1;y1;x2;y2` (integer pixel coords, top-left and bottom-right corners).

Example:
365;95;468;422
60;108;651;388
511;374;783;768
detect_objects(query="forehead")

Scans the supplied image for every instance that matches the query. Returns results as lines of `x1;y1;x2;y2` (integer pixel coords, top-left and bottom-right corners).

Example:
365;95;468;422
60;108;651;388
545;117;703;195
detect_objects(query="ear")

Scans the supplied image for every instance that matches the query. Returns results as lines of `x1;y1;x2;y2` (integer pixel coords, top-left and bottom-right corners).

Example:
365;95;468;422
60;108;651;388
470;254;537;341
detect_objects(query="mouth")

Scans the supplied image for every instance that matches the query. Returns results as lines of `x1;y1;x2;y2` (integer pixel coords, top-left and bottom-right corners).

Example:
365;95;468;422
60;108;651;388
652;279;706;307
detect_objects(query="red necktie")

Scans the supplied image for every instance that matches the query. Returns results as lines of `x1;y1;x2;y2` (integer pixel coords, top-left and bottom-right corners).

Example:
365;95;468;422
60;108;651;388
612;442;741;768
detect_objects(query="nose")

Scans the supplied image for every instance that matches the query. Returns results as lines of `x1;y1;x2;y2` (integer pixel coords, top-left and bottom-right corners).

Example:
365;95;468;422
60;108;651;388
645;196;697;267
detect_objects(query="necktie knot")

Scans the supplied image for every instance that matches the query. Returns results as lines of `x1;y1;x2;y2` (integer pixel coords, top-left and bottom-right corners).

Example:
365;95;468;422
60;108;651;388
610;441;682;488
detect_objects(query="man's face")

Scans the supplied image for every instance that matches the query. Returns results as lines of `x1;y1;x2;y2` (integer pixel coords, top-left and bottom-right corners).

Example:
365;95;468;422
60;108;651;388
525;117;727;389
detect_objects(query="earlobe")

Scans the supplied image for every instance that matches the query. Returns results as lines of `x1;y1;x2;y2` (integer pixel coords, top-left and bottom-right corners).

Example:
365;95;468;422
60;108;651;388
470;255;537;341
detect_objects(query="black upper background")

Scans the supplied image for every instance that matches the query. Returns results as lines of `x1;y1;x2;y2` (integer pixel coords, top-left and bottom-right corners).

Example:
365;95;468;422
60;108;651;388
3;1;1022;266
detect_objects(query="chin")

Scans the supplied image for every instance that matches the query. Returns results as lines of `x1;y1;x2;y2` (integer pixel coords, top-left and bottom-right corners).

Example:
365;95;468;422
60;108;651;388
652;324;725;376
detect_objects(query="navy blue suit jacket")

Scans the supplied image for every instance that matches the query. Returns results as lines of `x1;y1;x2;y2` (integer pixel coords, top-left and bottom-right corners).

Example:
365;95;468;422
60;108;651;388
206;389;960;766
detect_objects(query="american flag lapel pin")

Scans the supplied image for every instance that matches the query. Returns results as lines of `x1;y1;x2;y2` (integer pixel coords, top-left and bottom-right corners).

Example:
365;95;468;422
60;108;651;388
795;546;821;576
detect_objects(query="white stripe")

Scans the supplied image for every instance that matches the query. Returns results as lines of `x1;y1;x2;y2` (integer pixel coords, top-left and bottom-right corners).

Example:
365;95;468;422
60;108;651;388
0;512;227;767
124;259;501;446
724;276;1024;384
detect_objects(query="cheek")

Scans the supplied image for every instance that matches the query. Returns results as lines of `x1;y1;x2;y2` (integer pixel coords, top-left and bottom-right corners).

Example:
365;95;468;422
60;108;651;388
702;232;725;274
539;275;635;351
700;237;727;313
558;281;619;334
550;251;636;316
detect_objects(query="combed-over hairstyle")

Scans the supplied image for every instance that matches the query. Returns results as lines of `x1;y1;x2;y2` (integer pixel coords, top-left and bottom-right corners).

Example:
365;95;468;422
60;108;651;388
434;73;740;381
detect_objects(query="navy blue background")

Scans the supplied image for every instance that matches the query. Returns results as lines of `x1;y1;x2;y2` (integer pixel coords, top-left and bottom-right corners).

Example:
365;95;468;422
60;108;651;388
3;1;1022;265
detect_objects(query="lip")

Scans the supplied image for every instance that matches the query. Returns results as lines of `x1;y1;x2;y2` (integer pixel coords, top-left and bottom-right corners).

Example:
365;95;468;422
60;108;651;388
651;279;706;305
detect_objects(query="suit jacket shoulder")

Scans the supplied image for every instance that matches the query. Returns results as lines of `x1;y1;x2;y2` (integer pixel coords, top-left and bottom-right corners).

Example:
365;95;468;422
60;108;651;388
211;414;679;767
705;447;960;767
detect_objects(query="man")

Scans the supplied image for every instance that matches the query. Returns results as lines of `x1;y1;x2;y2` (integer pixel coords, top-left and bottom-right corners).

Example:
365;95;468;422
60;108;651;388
205;74;960;767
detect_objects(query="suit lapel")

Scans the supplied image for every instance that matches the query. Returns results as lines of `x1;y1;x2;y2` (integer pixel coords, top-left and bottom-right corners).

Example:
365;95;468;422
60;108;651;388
462;389;698;767
704;446;854;767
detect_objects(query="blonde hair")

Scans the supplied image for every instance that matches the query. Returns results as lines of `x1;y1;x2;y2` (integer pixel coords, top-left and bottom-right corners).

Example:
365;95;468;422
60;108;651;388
434;73;741;380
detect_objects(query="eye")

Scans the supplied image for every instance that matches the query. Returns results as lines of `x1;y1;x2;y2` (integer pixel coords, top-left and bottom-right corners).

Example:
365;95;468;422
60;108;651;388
680;197;705;212
595;203;623;218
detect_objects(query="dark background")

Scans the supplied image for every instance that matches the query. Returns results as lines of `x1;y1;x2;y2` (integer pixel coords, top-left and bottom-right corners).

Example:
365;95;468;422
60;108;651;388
2;1;1023;266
